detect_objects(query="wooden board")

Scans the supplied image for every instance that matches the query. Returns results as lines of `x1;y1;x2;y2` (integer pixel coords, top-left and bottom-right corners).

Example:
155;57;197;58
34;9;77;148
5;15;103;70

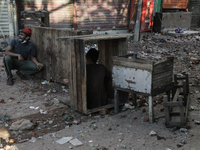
113;56;154;72
112;66;152;94
29;26;91;84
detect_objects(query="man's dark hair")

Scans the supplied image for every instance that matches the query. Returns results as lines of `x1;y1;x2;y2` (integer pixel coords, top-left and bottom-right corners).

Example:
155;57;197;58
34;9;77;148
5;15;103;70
86;48;99;63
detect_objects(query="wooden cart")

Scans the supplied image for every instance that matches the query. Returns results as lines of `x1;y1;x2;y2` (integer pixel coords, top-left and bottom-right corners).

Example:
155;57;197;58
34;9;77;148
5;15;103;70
112;55;174;123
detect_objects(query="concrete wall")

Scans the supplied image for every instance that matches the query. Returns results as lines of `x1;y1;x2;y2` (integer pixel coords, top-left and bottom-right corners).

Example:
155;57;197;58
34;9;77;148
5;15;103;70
188;0;200;27
162;12;192;29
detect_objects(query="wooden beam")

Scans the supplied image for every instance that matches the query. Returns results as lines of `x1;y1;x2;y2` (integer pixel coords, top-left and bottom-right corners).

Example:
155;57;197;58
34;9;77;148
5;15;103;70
134;0;142;41
114;88;120;113
148;96;154;123
29;14;47;27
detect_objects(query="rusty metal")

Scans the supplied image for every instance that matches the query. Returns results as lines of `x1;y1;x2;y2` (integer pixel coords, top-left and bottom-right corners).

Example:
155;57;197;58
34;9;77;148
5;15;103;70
162;0;188;9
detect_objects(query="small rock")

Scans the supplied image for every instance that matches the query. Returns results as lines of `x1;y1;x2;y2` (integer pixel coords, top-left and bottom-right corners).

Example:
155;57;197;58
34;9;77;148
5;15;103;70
53;125;58;128
120;144;126;149
142;108;146;113
49;121;54;125
157;135;166;140
9;139;15;143
180;128;187;133
65;122;72;125
172;127;178;131
143;118;149;122
194;120;200;124
73;120;80;125
29;137;37;143
181;139;186;144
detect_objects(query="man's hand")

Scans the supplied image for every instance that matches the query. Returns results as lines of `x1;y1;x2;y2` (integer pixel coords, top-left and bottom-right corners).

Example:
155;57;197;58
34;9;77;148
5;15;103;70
37;63;44;70
18;54;24;62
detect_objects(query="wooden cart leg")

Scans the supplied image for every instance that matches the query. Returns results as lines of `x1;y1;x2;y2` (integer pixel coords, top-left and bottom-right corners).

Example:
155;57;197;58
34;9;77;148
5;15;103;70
114;88;119;113
148;96;154;123
132;93;137;106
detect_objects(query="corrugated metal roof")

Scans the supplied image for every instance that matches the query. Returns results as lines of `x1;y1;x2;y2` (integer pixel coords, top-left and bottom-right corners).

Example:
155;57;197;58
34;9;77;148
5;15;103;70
0;0;9;37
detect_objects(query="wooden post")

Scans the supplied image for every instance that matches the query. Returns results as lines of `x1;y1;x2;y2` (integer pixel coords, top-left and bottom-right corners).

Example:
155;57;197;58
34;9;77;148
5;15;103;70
7;0;14;38
42;11;49;27
148;96;154;123
134;0;142;42
179;96;185;125
114;88;119;113
164;95;170;126
132;93;137;106
12;0;18;36
183;81;187;106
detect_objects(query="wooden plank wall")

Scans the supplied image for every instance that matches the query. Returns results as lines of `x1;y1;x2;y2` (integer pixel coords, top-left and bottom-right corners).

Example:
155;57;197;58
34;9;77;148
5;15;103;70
98;39;127;99
152;57;174;95
67;37;128;113
29;26;78;83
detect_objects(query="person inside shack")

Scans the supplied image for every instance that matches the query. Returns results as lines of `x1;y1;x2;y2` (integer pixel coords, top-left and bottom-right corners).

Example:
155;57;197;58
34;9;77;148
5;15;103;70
86;48;111;109
3;28;44;85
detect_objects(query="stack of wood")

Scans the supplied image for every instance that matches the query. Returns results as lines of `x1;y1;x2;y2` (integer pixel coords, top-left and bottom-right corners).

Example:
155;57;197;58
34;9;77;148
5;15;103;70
164;74;190;128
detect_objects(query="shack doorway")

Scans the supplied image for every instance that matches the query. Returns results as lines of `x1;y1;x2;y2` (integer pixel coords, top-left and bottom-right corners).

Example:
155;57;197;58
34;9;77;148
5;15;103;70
59;34;130;114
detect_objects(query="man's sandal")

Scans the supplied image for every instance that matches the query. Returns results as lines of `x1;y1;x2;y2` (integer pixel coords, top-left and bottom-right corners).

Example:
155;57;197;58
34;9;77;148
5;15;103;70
16;70;27;80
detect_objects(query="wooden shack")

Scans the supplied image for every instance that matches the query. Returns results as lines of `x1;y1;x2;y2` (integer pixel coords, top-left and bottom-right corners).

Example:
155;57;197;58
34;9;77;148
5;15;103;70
58;34;131;114
112;55;174;122
29;26;92;83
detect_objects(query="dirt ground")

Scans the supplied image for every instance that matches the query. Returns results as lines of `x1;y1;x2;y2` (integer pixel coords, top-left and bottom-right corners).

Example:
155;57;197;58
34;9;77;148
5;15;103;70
1;32;200;150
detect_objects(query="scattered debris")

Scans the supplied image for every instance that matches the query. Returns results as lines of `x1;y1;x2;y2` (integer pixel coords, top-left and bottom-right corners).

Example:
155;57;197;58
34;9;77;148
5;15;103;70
63;115;74;121
179;128;187;133
149;130;157;136
29;106;39;110
18;139;29;143
157;135;166;140
39;109;47;114
0;127;10;142
120;144;126;149
9;139;15;144
41;80;49;85
194;120;200;124
29;137;37;143
0;115;10;122
122;103;135;111
9;119;36;131
181;139;186;144
143;118;149;122
69;138;83;146
56;137;73;144
0;99;5;103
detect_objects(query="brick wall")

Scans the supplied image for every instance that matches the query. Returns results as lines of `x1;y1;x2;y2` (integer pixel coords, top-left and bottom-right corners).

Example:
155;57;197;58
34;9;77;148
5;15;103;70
188;0;200;27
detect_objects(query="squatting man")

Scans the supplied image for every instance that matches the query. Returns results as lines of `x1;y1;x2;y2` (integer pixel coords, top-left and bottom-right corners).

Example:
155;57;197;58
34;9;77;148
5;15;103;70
3;28;44;85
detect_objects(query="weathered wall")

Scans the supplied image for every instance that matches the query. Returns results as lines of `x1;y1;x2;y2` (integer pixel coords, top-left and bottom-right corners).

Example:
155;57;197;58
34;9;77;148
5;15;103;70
162;12;192;29
16;0;74;29
188;0;200;27
75;0;131;30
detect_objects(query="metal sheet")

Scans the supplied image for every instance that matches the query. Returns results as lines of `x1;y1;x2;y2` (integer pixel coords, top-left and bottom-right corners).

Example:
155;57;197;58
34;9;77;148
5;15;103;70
162;0;188;9
112;66;152;94
0;0;14;38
